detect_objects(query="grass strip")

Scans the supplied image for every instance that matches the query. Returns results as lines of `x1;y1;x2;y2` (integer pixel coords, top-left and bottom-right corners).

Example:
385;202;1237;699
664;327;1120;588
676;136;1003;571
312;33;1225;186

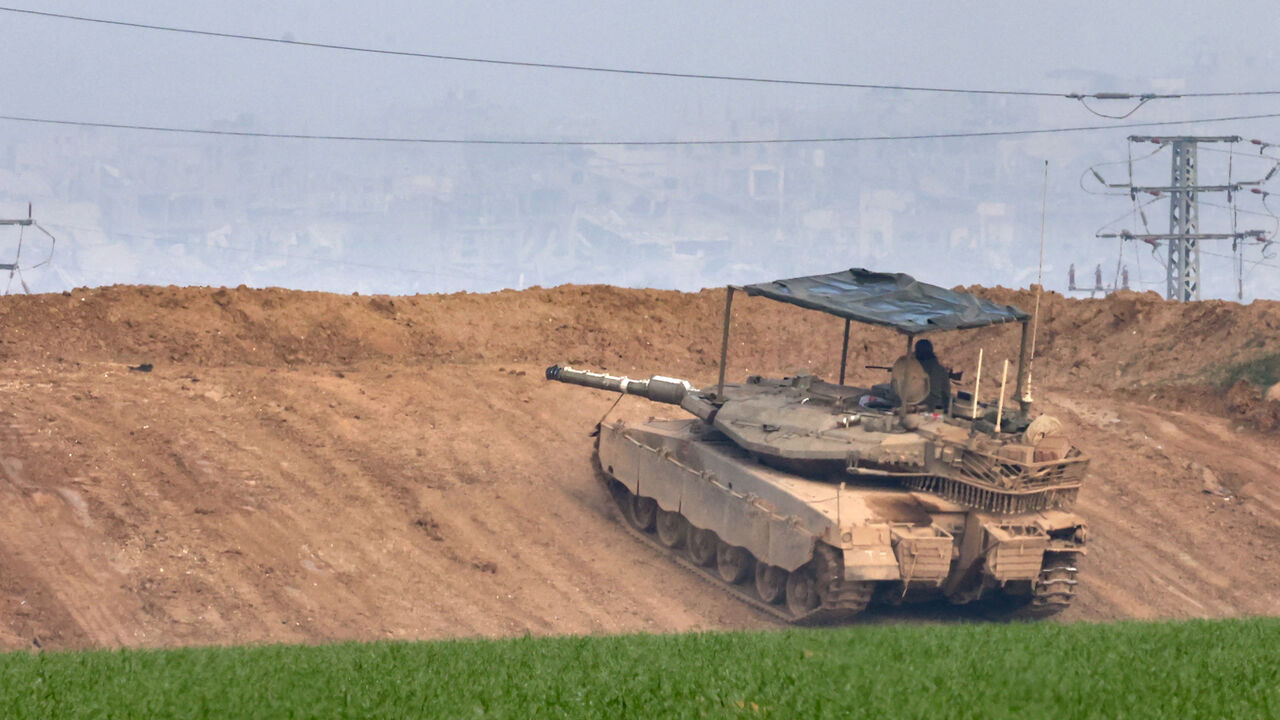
1;617;1276;719
1214;351;1280;388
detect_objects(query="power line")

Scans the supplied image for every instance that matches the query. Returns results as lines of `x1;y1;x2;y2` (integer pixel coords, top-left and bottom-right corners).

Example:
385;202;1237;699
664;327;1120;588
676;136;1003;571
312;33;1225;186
1202;247;1279;271
6;111;1280;146
1199;144;1280;163
1093;195;1162;234
1080;143;1168;195
5;5;1280;102
1201;145;1276;158
1200;199;1279;220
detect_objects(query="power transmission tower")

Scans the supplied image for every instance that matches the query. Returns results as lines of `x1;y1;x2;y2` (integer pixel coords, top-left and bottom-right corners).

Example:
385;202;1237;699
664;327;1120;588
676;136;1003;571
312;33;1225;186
1095;135;1268;301
1164;138;1201;301
0;203;57;294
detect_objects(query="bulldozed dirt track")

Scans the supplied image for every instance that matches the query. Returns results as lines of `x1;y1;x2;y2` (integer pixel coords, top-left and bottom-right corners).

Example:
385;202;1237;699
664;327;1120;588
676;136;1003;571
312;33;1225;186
0;284;1277;650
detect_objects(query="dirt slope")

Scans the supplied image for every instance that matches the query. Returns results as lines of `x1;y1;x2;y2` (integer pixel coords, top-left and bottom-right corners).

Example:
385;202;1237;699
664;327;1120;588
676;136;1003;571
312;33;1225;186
0;284;1277;650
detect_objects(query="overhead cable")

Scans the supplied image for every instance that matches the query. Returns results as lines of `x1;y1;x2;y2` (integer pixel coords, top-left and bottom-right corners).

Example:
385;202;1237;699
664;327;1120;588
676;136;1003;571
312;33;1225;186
4;6;1279;103
1092;195;1162;236
1075;96;1155;119
1202;247;1279;271
1079;143;1168;195
6;111;1280;146
1201;144;1280;162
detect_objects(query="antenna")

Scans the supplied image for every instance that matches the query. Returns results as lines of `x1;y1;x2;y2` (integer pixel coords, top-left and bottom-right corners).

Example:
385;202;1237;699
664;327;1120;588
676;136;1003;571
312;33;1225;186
996;359;1010;431
971;348;983;421
1024;160;1048;405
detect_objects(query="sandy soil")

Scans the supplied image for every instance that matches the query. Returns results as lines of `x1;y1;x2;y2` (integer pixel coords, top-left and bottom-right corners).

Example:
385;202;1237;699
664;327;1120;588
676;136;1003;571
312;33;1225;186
0;284;1276;650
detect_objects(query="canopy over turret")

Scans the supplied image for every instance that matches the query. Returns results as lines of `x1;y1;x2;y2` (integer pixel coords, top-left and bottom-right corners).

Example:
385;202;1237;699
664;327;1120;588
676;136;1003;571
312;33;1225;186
742;268;1028;335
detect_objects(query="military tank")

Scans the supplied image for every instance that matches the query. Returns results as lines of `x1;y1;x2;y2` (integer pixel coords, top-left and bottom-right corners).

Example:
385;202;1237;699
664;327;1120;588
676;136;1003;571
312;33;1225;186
547;269;1088;622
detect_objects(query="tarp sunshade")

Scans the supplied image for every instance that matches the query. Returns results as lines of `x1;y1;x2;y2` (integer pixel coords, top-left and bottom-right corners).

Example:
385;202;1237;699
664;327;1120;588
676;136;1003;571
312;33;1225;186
742;268;1028;334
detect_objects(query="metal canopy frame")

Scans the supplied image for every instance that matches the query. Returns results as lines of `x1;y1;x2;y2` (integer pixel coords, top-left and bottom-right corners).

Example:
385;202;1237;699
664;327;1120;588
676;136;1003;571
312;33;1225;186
741;269;1028;334
715;270;1035;414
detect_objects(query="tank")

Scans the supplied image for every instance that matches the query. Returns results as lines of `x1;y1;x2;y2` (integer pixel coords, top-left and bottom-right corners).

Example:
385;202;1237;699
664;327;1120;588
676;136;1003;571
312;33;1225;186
547;269;1089;622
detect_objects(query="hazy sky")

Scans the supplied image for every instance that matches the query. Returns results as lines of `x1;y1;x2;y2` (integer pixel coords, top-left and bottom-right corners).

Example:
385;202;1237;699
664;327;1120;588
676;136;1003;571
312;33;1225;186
2;1;1279;298
7;1;1277;131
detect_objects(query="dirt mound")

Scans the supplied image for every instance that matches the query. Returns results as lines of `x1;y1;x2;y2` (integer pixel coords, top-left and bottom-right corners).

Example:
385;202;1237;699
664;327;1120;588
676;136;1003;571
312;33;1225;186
0;284;1278;650
5;283;1277;394
1224;379;1280;431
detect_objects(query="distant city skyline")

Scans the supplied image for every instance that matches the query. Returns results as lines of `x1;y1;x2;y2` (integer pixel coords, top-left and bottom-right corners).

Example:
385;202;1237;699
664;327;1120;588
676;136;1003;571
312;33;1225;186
1;2;1278;299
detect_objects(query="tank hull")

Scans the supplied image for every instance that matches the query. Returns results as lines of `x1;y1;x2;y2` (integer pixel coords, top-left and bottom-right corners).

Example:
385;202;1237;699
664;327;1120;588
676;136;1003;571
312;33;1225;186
598;417;1086;621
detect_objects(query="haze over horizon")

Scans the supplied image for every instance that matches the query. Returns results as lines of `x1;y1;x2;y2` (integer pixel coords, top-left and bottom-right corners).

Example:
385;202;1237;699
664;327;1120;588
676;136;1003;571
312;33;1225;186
2;1;1279;300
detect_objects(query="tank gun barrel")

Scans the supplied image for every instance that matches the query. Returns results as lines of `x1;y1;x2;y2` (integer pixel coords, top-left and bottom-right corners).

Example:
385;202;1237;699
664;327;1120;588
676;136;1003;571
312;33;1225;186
545;365;696;405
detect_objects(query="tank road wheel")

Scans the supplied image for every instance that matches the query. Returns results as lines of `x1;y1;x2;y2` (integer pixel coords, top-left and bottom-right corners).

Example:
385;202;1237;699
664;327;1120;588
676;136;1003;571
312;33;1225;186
754;564;787;605
716;542;754;584
785;566;821;616
627;495;658;532
655;509;687;548
686;527;719;566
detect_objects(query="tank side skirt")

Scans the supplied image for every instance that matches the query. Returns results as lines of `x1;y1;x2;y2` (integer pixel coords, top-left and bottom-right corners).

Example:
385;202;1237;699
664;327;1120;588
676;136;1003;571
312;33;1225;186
610;422;844;528
604;422;824;572
598;426;639;494
607;421;943;577
639;441;683;512
602;422;1083;601
594;457;869;624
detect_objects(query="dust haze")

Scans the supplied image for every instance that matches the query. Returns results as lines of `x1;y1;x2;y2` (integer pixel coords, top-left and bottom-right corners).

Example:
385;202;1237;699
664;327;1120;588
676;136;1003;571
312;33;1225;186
1;2;1279;298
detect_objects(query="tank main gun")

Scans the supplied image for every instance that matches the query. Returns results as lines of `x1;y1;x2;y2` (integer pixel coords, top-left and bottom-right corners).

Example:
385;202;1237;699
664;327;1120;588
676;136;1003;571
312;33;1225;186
545;365;692;403
545;365;715;420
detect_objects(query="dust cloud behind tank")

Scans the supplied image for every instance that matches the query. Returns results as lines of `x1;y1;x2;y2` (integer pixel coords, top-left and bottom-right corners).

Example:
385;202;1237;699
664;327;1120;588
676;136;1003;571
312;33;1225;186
547;269;1089;622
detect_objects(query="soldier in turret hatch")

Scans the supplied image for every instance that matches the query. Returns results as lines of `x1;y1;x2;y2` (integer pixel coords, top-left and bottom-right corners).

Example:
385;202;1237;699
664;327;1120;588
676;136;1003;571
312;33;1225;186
913;339;956;410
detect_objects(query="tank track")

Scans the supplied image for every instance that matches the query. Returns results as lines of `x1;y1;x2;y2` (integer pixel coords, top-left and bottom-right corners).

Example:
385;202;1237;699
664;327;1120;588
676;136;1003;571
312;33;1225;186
1026;552;1079;615
594;457;871;625
983;550;1080;619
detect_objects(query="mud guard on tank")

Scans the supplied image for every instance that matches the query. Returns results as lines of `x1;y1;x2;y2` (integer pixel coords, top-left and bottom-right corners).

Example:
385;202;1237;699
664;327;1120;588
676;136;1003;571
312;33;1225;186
983;524;1050;581
943;509;1087;603
843;526;900;581
889;525;954;585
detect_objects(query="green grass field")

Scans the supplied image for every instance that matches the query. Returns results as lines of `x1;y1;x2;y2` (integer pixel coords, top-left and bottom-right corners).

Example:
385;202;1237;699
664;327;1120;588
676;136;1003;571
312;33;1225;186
2;618;1276;719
